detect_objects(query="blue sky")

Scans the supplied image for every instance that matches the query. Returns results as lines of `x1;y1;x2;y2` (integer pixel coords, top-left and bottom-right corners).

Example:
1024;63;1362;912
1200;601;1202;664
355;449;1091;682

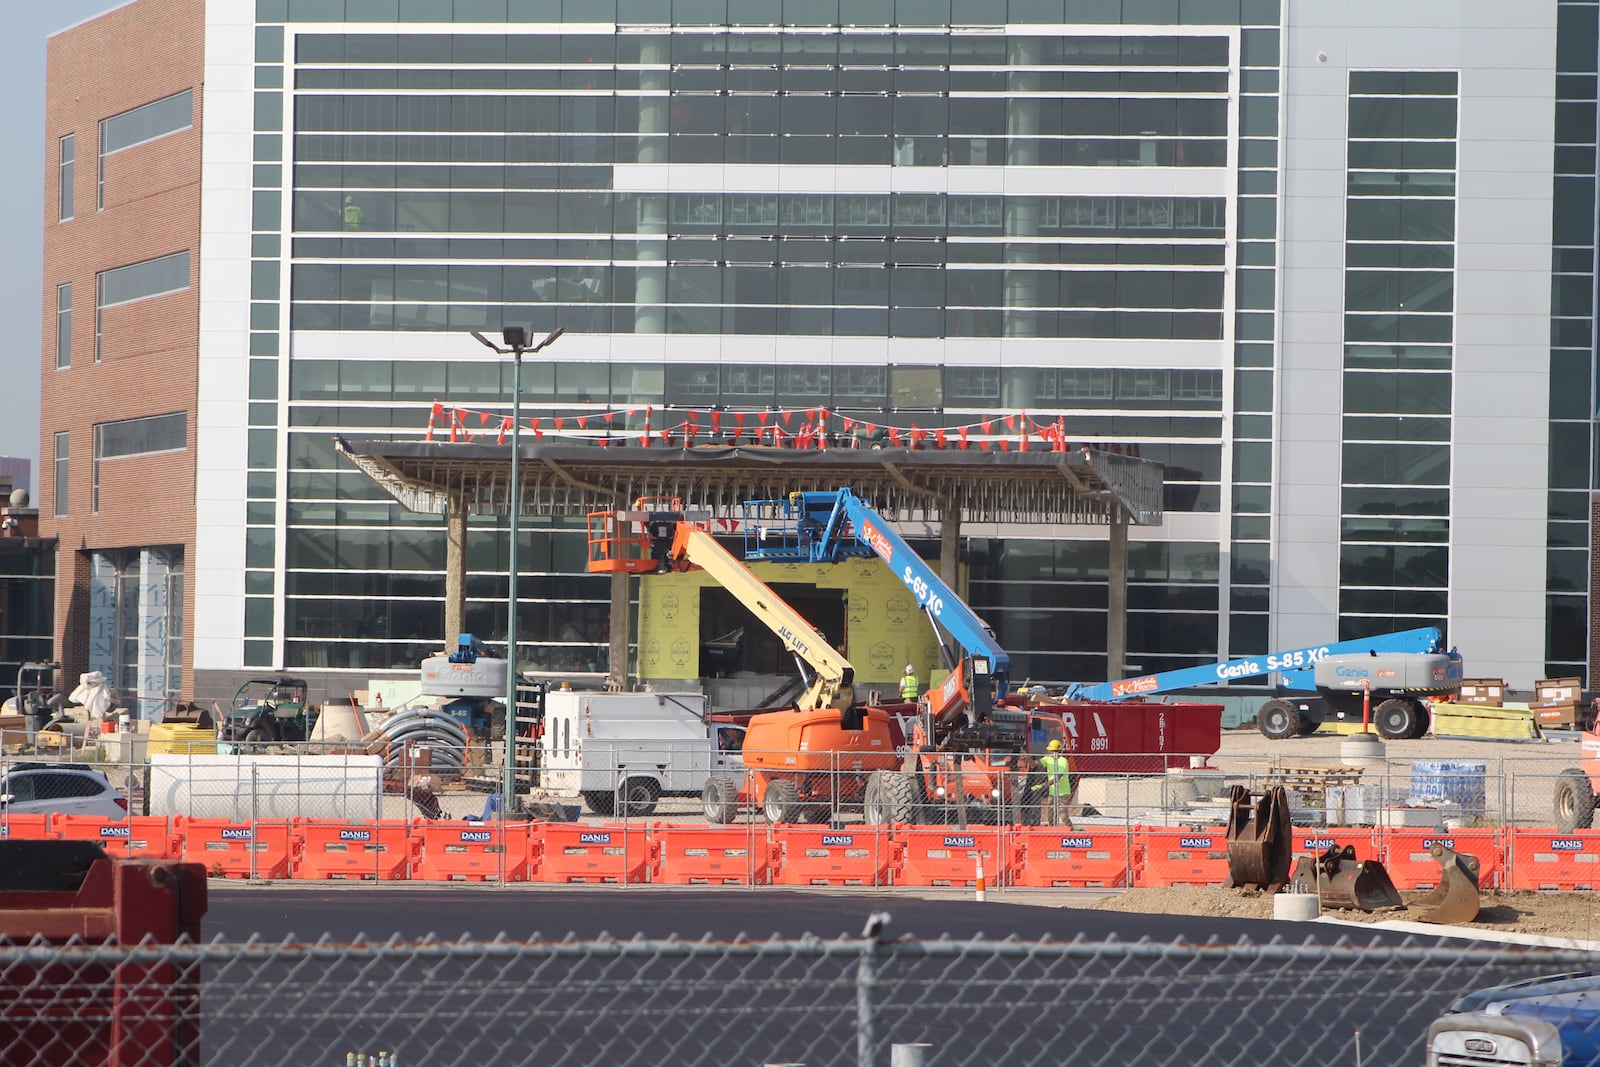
0;2;130;488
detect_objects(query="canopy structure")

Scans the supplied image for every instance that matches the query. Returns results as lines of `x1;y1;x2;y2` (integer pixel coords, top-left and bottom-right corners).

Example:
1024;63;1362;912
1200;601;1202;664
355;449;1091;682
334;436;1165;685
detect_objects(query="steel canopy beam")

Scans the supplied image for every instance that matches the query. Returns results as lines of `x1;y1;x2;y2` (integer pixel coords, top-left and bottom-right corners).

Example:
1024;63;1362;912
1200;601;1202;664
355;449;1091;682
333;437;1164;527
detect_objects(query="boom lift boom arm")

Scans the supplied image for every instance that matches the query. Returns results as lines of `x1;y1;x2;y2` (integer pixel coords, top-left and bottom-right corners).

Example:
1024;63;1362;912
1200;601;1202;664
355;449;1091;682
1065;626;1449;702
642;513;857;719
743;488;1008;729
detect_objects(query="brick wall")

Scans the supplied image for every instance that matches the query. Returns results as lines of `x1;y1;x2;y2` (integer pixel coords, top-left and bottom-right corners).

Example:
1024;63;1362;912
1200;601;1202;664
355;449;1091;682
39;0;206;703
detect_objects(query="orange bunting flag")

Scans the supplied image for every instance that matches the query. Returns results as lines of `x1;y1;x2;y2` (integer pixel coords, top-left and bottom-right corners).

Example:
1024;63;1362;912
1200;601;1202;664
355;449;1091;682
757;412;769;426
530;418;540;432
553;417;565;430
497;416;513;445
1003;414;1016;432
711;411;722;434
935;429;948;448
981;419;993;434
532;426;543;440
999;439;1010;452
577;415;589;429
734;411;746;427
842;417;855;433
888;427;902;446
780;410;794;427
958;426;969;450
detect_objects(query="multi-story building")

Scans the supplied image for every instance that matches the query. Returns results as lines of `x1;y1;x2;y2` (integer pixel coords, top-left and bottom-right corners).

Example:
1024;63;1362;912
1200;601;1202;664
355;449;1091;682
40;0;1595;710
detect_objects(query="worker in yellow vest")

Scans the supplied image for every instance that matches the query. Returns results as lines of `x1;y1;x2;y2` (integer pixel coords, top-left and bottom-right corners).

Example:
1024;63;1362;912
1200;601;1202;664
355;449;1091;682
1036;739;1074;827
343;196;365;230
899;664;919;702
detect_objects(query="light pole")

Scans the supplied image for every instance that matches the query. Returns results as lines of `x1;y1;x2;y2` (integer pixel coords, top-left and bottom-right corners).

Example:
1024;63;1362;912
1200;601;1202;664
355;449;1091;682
471;325;564;816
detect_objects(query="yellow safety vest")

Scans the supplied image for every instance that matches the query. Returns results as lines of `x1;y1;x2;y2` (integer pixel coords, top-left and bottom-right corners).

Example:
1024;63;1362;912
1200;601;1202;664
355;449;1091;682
1040;753;1073;796
899;674;919;700
343;203;364;230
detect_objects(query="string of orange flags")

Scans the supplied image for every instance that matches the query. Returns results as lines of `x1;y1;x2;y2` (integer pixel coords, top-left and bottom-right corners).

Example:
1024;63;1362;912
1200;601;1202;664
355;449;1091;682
423;401;1145;457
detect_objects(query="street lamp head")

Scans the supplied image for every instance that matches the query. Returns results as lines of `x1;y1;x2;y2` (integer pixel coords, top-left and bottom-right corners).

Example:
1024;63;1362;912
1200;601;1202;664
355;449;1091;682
501;325;529;349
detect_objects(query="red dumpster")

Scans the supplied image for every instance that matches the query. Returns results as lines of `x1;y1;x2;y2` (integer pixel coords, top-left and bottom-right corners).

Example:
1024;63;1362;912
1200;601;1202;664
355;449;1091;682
0;838;208;1067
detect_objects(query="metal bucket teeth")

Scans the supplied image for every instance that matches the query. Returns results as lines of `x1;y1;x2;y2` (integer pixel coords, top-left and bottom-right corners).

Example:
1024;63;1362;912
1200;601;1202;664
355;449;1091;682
1224;785;1293;892
1414;843;1481;925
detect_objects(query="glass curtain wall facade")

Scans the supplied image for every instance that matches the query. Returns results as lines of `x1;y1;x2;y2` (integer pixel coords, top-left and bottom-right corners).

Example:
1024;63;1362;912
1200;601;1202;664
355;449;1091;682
1337;71;1457;642
1552;0;1598;678
245;2;1284;683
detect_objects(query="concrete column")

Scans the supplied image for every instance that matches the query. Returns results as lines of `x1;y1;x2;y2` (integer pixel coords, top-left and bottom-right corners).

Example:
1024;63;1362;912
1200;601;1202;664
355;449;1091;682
444;498;468;646
1107;512;1129;680
608;568;630;690
939;498;960;590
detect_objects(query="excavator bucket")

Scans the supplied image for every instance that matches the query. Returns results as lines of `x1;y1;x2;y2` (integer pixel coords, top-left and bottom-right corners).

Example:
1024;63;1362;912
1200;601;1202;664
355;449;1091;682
1293;845;1403;912
1414;842;1481;925
1224;785;1293;892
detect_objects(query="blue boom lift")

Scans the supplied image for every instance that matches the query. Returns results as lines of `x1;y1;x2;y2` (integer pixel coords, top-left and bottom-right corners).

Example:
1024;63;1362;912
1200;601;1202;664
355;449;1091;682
1066;627;1464;740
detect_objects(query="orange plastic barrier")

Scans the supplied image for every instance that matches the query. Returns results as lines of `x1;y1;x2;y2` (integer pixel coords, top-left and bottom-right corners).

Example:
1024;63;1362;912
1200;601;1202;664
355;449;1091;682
1013;829;1131;887
771;827;899;886
1507;829;1600;890
1380;828;1502;890
176;817;296;879
895;828;1004;887
52;815;183;860
293;820;417;881
650;825;778;885
1133;825;1229;887
411;821;532;882
1288;829;1380;867
533;823;652;884
0;815;51;840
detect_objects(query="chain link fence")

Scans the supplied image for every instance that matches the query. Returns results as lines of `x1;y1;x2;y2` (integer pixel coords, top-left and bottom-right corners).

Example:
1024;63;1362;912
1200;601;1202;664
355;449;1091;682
4;934;1598;1067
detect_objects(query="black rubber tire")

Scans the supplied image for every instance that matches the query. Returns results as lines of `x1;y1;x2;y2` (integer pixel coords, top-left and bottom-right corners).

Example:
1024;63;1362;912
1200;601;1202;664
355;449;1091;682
763;778;800;824
1257;699;1297;740
702;776;739;824
1407;705;1432;738
617;777;659;818
881;771;922;824
1374;699;1419;740
243;727;269;746
582;790;615;816
1555;768;1596;833
1292;706;1319;736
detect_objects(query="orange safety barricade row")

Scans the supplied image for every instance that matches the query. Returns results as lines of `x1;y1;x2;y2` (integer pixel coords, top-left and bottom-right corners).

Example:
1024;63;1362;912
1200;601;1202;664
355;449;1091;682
176;817;296;879
895;827;1005;888
412;821;532;882
1507;828;1600;891
1133;825;1229;887
294;819;418;881
0;815;52;840
535;823;652;884
1381;828;1502;890
772;827;898;886
649;825;778;885
1013;829;1131;888
53;815;184;861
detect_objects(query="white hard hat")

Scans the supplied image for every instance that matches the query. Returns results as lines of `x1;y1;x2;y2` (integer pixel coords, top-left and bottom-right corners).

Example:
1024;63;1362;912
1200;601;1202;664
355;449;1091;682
905;664;915;674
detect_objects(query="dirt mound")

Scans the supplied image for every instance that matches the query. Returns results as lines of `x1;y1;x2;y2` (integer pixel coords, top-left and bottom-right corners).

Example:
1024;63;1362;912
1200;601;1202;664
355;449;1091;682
1086;886;1600;941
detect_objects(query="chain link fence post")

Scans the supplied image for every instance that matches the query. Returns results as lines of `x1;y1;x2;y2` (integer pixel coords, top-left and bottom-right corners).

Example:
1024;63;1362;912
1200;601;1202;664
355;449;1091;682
857;912;889;1067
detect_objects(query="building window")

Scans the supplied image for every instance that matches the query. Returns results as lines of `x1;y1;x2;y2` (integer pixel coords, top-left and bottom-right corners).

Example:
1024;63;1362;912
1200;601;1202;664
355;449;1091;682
95;251;192;362
52;432;68;517
92;412;188;513
98;89;193;211
58;134;74;221
89;547;184;719
55;283;71;370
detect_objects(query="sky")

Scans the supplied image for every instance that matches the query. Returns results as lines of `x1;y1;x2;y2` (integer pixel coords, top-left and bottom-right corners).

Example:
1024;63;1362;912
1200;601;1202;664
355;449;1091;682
0;2;129;490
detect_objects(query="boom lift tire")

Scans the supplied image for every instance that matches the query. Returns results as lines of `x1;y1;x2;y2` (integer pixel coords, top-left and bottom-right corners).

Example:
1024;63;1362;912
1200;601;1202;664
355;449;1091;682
763;777;801;824
583;790;615;816
1374;699;1419;740
1257;699;1299;740
1555;768;1596;833
702;775;740;824
617;777;659;818
863;769;921;825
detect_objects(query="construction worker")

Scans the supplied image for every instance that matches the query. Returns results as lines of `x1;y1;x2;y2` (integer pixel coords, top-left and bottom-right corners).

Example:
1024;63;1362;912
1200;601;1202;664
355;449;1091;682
899;664;919;702
1035;739;1074;827
342;195;364;230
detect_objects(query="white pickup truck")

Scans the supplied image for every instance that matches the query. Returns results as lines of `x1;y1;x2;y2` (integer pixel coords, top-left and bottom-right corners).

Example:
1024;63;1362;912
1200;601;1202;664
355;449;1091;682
538;690;743;817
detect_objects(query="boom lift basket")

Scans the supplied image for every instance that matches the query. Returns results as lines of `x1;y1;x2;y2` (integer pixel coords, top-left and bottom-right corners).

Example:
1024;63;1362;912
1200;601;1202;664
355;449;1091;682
1223;785;1293;893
